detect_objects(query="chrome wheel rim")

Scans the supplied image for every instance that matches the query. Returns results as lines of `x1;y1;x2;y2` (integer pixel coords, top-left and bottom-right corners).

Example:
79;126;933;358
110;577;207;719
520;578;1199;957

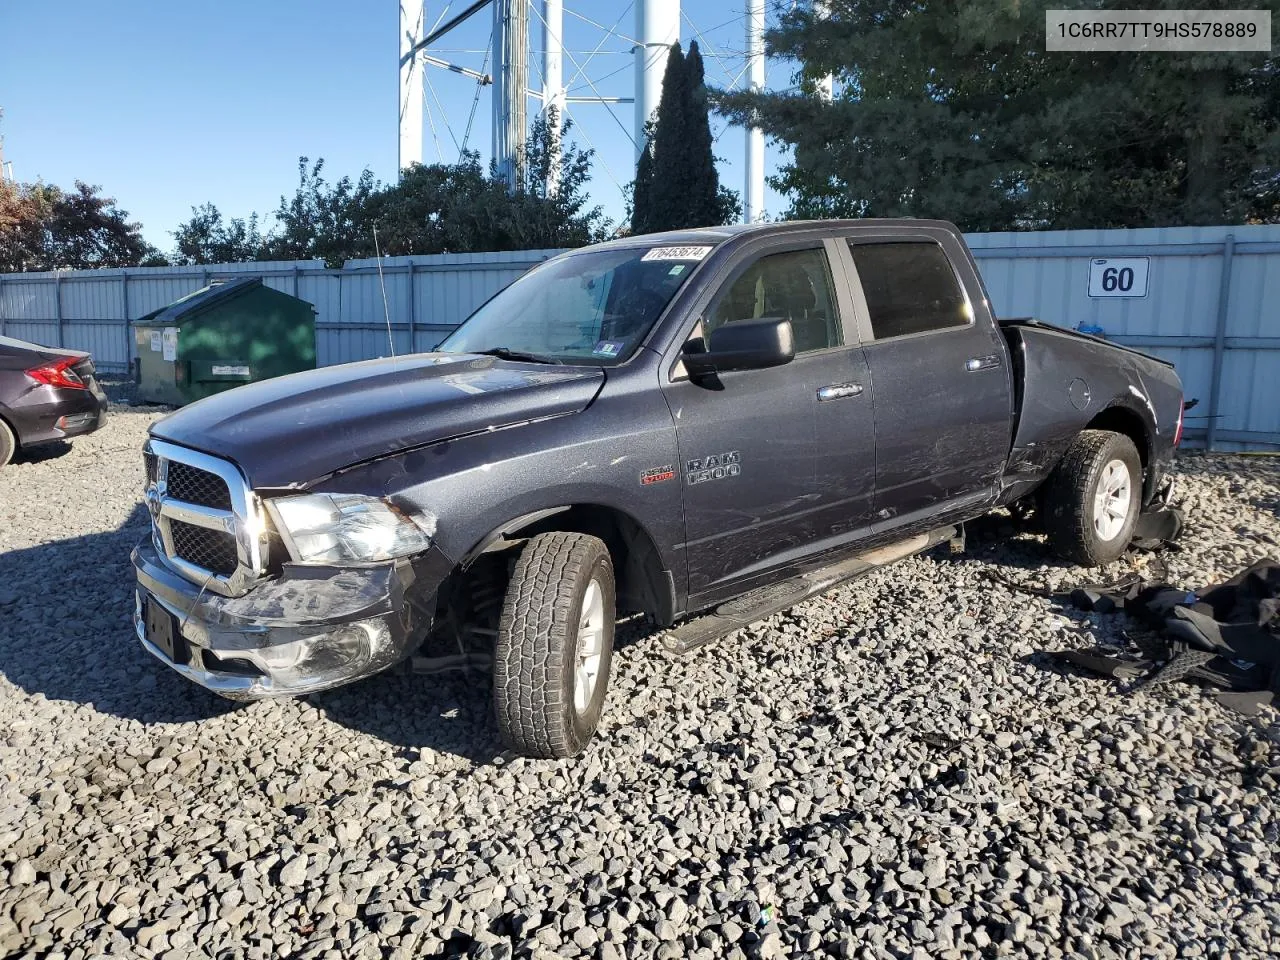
573;577;605;715
1093;459;1132;542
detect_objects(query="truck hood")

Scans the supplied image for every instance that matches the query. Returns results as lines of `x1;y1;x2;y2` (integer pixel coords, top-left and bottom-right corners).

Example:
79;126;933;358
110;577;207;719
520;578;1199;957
149;353;605;488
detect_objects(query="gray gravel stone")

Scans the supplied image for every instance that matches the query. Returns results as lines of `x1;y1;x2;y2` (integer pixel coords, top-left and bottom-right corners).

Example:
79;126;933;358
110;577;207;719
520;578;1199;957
1;412;1279;959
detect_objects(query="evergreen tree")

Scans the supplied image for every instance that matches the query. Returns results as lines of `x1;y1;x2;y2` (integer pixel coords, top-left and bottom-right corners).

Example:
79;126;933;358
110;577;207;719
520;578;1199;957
684;42;739;227
715;0;1280;229
645;43;691;231
634;42;741;232
630;135;655;235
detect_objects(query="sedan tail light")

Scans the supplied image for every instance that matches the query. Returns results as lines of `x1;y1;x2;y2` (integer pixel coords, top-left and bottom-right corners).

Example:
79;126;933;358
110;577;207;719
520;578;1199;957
26;356;86;390
1173;403;1185;448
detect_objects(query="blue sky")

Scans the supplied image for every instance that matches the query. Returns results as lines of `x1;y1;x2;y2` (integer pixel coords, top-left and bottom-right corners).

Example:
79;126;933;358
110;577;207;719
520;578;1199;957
0;0;792;252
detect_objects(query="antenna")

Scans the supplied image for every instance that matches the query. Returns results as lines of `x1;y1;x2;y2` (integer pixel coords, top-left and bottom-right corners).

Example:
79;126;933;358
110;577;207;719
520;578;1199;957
373;224;397;357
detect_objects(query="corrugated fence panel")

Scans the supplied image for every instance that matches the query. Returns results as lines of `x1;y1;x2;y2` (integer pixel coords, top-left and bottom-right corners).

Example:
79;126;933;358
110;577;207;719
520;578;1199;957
0;280;58;326
318;326;411;367
1222;350;1280;436
60;274;125;321
58;322;126;368
3;322;59;346
338;268;410;327
967;223;1280;448
128;277;209;319
1228;247;1280;339
297;275;342;326
2;234;1277;446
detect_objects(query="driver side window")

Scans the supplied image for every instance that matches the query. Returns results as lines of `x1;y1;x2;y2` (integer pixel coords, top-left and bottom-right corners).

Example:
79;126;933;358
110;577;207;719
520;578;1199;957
706;248;841;354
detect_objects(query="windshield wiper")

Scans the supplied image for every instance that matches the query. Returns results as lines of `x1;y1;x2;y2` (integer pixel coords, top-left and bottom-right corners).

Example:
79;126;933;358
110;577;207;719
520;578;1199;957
471;347;563;365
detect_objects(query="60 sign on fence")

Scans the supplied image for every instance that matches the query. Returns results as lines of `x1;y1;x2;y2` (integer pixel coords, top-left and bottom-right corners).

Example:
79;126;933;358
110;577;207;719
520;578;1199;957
1088;258;1150;299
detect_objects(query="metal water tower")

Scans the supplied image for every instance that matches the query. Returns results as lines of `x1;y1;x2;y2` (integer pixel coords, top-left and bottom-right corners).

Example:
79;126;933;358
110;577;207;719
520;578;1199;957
397;0;769;221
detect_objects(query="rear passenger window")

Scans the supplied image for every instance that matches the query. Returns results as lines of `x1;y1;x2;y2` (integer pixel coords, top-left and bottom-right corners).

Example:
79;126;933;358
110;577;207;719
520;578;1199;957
846;241;970;340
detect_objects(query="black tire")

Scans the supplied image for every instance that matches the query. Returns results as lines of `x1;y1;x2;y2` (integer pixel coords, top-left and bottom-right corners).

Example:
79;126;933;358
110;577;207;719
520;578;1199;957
1042;429;1143;566
494;532;615;759
0;418;15;469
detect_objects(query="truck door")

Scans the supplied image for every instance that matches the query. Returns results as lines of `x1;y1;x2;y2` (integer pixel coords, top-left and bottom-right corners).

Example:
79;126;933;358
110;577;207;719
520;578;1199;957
662;243;866;601
840;235;1012;528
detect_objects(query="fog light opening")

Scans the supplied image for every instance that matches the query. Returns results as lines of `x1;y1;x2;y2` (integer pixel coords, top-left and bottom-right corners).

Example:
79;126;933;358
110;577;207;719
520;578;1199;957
234;619;394;692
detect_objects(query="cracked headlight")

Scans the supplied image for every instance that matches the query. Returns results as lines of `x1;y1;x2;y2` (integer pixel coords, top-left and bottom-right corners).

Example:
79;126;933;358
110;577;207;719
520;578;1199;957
267;494;433;563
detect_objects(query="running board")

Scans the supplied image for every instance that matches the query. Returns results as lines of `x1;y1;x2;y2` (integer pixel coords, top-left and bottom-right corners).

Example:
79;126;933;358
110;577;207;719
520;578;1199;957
661;526;957;656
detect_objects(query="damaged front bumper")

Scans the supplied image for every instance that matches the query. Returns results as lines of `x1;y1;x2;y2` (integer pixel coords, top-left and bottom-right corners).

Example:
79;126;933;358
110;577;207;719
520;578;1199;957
132;539;441;700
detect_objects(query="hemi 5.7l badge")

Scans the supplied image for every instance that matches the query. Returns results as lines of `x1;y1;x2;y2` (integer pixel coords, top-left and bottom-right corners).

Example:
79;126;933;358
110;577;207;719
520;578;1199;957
686;451;740;485
640;465;676;486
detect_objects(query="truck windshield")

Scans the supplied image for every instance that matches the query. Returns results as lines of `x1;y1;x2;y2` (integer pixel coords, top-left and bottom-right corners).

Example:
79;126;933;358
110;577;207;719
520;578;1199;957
438;246;708;365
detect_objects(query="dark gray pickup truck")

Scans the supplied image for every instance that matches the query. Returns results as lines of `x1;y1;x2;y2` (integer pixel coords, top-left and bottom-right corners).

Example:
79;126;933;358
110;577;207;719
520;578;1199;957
133;220;1183;757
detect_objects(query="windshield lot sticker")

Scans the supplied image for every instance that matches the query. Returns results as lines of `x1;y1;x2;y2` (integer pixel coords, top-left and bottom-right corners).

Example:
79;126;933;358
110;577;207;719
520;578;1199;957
592;340;624;357
686;451;740;485
640;464;676;486
641;245;712;262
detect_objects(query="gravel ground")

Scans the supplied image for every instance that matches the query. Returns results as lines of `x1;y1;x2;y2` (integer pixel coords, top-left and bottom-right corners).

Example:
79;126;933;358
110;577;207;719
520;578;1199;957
1;407;1279;960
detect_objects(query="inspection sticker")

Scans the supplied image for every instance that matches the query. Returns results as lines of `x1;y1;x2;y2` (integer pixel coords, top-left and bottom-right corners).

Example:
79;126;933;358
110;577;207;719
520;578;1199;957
641;245;712;262
592;340;625;358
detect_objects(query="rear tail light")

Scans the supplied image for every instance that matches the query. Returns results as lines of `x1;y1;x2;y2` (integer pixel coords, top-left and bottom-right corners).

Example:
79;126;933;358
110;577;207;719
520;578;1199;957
26;357;86;390
1173;403;1185;448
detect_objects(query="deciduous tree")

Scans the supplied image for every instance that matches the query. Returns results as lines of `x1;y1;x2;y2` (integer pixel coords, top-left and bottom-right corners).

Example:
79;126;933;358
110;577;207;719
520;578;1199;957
172;203;266;265
0;180;162;272
174;116;609;268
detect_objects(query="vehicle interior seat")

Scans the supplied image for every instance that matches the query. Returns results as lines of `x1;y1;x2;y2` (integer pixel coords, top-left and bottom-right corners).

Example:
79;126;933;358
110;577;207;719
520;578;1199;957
765;263;831;353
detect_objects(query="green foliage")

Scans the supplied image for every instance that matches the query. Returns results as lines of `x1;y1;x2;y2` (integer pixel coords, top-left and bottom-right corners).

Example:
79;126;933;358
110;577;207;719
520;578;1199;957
715;0;1280;229
630;132;656;235
264;159;383;266
633;42;740;233
172;203;266;265
0;179;162;272
684;43;741;228
171;116;609;268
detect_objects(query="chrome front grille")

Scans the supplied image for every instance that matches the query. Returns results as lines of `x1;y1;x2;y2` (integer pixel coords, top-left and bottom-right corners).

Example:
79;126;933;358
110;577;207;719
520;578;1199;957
169;519;240;576
143;439;266;596
167;461;234;510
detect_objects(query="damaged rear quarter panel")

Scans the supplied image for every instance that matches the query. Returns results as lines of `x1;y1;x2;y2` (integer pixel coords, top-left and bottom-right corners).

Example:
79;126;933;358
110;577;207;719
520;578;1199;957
1002;323;1182;500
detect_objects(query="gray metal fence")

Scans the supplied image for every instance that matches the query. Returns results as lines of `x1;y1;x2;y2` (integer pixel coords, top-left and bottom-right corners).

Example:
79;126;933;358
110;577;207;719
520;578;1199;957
2;226;1278;450
0;250;560;374
967;224;1280;451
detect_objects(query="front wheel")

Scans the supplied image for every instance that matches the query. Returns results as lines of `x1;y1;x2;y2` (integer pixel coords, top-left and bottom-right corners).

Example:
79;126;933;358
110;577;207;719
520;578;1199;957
1041;430;1142;566
493;532;615;758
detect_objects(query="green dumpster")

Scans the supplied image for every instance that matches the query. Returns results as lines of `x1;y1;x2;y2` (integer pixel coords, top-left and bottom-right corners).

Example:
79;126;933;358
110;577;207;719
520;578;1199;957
132;278;316;405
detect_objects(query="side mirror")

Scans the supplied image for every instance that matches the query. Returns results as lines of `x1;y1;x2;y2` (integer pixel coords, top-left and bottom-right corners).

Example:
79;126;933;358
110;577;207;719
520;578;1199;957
681;317;795;377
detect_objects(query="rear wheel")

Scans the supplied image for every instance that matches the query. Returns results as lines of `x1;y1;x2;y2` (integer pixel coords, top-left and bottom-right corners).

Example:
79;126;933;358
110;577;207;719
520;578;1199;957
0;419;15;468
1042;430;1142;566
493;532;615;758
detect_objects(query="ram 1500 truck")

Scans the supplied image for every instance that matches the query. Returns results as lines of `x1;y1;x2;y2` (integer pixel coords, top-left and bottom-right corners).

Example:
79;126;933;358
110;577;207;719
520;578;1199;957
133;220;1184;757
